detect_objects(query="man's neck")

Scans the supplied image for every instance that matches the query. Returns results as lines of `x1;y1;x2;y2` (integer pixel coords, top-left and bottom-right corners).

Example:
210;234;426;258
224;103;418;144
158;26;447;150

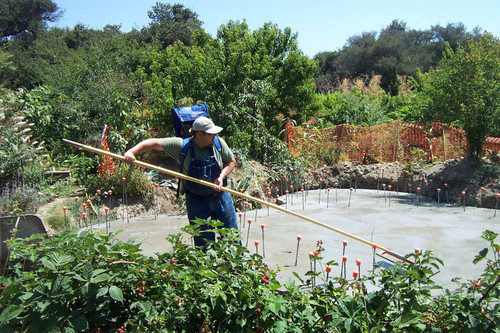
193;135;212;148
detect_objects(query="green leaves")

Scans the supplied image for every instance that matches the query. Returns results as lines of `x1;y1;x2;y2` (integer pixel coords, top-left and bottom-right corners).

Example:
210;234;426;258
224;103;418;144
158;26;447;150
0;225;498;332
0;305;24;323
418;33;500;157
108;285;124;302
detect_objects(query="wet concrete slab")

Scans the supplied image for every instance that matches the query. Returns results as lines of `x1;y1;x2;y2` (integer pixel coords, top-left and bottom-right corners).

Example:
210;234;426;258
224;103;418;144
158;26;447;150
104;189;499;290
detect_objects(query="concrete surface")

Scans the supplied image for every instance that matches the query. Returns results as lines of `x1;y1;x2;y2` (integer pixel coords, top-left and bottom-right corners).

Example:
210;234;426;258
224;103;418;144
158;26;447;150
101;189;499;290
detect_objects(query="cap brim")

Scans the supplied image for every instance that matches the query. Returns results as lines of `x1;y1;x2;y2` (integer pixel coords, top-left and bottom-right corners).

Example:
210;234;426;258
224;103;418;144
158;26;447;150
205;126;223;134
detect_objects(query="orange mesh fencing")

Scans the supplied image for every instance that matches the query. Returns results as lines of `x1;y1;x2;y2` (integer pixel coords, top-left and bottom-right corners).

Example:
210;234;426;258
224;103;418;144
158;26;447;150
285;120;500;163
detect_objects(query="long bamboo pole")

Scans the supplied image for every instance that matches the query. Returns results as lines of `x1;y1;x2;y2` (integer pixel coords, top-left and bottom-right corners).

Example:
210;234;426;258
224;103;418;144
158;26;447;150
62;138;406;260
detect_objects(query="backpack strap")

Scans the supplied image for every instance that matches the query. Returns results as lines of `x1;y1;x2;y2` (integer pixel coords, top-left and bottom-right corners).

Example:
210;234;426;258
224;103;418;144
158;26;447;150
214;136;222;155
179;137;192;170
177;137;193;197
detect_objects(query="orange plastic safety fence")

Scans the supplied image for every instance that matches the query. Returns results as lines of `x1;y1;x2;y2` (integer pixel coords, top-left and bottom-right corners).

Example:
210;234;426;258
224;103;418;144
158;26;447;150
285;120;500;163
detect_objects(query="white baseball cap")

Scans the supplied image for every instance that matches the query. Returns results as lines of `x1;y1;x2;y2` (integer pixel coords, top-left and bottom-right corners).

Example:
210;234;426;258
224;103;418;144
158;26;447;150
192;116;223;134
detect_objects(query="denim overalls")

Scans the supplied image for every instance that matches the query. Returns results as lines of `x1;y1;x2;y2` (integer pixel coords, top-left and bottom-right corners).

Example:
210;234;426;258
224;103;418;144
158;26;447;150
183;139;239;246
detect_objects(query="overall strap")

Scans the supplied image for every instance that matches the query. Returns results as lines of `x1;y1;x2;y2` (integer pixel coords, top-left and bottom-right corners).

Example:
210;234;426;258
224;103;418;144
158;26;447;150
180;136;222;166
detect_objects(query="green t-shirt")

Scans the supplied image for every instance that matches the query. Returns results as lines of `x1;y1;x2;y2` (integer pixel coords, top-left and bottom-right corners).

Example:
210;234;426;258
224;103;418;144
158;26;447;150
160;136;234;174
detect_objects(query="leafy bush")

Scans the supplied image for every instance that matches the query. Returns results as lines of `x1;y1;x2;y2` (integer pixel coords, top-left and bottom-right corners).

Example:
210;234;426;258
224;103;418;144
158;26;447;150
0;221;497;332
86;163;153;199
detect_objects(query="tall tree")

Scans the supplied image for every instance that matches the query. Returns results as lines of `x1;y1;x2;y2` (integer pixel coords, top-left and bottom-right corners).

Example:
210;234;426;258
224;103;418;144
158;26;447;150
418;33;500;157
315;21;480;94
0;0;61;43
138;2;202;48
135;21;316;161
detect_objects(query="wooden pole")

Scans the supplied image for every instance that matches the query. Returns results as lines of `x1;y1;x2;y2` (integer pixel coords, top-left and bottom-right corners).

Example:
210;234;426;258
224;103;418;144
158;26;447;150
62;139;406;260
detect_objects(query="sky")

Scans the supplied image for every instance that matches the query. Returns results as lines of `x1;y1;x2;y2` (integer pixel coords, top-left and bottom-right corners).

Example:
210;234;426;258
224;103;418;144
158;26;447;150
50;0;499;57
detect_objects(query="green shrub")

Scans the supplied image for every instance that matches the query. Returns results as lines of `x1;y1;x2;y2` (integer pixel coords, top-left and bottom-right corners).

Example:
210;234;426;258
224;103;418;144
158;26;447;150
86;163;153;199
0;221;497;332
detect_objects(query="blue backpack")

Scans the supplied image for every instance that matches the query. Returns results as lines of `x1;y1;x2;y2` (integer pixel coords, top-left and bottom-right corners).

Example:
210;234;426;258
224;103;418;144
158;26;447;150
171;103;210;139
171;103;222;195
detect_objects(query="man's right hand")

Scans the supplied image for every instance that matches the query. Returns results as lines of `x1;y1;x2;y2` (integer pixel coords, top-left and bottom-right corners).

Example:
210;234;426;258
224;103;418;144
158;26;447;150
123;151;136;164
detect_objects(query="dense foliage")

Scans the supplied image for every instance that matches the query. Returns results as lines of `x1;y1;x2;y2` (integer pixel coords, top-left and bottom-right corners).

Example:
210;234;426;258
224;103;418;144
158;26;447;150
0;222;498;332
314;20;481;94
417;33;500;157
0;1;498;200
0;0;61;43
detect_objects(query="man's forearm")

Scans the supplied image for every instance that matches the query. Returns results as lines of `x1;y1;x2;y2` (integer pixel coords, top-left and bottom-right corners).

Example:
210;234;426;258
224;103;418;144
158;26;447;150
220;158;236;179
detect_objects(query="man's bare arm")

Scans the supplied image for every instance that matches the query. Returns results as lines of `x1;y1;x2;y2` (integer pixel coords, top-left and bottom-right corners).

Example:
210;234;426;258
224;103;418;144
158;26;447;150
124;138;163;164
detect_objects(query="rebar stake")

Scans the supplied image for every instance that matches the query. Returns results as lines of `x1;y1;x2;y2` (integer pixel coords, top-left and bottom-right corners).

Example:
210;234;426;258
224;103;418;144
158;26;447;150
494;193;499;217
349;169;353;188
318;180;322;204
396;171;400;194
341;240;347;278
245;219;252;247
445;183;449;204
108;190;112;216
105;207;109;234
437;188;441;209
301;189;305;210
388;185;392;206
356;258;362;278
62;207;68;230
260;224;266;258
326;265;332;281
294;236;301;266
243;202;248;228
416;187;421;207
96;190;101;226
480;187;485;207
341;255;347;279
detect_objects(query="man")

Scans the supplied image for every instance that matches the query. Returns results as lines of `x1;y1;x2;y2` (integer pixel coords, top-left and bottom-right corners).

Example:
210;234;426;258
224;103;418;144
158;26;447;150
124;116;239;246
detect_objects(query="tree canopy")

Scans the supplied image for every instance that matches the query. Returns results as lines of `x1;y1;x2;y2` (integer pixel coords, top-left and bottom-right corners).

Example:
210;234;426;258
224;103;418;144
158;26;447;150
136;2;202;48
315;20;480;94
0;0;61;44
417;33;500;158
0;1;498;188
